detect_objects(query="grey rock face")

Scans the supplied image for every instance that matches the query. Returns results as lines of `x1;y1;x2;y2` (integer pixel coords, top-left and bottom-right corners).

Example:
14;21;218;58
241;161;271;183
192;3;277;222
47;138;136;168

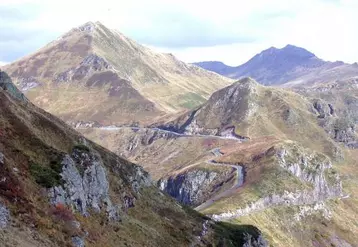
127;165;152;193
312;99;334;118
54;54;112;83
49;149;119;220
310;98;358;149
17;77;41;91
159;170;218;206
0;152;4;164
81;54;112;70
77;21;95;32
72;236;85;247
277;148;342;198
243;233;268;247
0;203;10;229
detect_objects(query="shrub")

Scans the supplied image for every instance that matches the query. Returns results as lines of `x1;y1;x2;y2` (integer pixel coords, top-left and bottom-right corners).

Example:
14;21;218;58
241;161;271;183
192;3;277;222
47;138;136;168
29;162;63;188
73;144;90;153
50;203;75;222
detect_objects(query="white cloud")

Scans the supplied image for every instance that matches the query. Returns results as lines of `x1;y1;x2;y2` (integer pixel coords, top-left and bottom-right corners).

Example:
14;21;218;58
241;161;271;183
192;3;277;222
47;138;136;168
0;0;358;65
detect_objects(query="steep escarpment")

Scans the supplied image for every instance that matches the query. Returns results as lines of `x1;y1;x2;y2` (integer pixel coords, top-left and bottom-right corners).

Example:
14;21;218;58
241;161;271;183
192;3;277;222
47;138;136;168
158;166;236;206
207;142;342;220
298;79;358;149
3;21;232;125
0;73;268;247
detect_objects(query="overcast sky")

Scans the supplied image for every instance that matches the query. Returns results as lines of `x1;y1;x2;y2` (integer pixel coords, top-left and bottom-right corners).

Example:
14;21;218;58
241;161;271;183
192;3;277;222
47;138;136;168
0;0;357;66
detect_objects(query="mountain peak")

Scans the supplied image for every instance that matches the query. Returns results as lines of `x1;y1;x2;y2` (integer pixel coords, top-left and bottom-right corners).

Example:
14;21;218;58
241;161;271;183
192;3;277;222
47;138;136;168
234;77;259;88
281;44;316;58
258;44;316;59
76;21;97;32
283;44;298;49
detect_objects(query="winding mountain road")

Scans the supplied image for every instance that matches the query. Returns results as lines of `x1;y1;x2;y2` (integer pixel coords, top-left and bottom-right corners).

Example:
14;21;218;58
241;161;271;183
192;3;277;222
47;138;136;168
76;125;248;142
194;148;245;211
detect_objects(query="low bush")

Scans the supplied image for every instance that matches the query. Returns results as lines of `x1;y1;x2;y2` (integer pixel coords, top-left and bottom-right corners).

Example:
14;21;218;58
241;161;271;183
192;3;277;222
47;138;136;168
29;162;63;188
50;203;75;222
73;144;90;153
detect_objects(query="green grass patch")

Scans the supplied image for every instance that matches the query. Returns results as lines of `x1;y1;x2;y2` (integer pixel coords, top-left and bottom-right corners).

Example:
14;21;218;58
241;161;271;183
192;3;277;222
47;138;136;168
177;92;206;109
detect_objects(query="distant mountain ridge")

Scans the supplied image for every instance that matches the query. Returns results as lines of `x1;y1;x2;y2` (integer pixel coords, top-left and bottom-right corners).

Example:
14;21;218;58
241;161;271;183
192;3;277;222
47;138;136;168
194;45;358;86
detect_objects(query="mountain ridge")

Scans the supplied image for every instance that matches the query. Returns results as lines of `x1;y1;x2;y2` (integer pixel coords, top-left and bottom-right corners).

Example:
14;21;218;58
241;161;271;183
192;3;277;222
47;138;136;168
194;44;358;86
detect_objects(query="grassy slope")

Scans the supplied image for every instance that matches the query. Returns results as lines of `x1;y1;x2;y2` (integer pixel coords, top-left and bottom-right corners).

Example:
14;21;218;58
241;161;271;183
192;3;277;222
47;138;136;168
0;85;268;246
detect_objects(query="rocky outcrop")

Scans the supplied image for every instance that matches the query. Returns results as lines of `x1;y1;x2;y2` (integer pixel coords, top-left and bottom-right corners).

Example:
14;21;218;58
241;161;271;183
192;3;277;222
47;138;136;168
54;54;113;83
72;236;85;247
0;203;9;229
311;98;358;148
276;146;342;197
0;71;28;102
0;152;4;165
211;143;343;220
294;202;331;221
159;169;219;206
312;99;334;118
49;146;119;220
16;76;41;91
243;233;268;247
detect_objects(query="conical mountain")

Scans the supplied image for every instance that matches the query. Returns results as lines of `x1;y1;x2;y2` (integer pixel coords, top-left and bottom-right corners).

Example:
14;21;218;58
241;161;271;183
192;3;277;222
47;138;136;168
3;21;233;125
